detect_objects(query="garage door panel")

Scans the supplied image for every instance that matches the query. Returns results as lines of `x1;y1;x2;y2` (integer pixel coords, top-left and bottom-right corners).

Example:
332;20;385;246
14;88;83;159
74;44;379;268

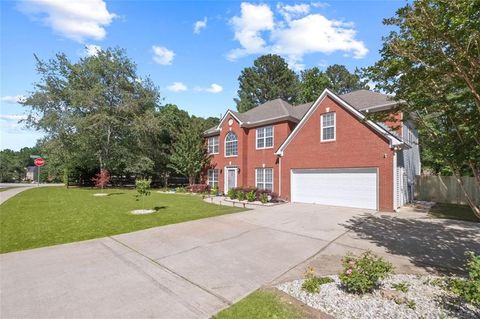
291;169;377;210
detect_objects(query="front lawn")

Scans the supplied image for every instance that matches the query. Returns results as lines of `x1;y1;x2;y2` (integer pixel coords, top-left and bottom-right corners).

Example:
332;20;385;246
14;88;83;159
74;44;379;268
0;187;245;253
213;289;313;319
429;203;479;222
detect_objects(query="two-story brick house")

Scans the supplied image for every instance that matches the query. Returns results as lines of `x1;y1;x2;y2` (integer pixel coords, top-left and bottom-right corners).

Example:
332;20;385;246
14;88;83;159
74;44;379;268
204;89;420;211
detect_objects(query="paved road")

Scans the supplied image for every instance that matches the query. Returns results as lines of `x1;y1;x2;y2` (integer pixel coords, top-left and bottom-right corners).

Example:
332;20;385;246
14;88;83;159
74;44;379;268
0;203;372;318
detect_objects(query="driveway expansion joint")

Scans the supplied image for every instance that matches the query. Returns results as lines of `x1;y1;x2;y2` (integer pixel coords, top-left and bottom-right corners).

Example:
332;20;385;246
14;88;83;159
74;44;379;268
107;236;232;306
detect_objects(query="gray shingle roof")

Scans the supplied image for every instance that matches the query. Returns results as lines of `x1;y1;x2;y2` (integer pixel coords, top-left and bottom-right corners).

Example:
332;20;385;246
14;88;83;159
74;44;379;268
204;90;403;135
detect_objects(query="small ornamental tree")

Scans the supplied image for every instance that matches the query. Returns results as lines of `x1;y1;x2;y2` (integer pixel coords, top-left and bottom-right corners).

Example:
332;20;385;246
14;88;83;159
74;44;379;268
135;178;152;209
92;169;110;192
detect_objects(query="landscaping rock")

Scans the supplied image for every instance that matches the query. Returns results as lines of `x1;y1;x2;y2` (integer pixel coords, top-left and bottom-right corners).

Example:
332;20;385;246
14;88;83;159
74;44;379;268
277;274;479;319
130;209;156;215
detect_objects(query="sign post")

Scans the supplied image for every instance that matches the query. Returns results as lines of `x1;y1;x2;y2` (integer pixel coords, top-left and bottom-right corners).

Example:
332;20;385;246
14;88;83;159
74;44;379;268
34;157;45;186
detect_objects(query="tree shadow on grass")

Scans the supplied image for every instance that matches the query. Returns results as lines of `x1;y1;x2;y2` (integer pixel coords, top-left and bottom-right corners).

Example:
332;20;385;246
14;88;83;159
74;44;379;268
154;206;167;212
107;192;125;196
342;215;480;275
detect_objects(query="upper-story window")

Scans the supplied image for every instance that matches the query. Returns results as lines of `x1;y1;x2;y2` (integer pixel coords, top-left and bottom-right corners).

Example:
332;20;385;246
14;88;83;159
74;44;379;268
225;132;238;156
321;112;336;141
207;136;219;154
256;126;274;149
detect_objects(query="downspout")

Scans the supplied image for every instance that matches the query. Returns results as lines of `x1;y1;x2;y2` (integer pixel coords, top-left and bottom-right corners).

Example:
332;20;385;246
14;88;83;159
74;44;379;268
278;155;282;197
393;148;398;212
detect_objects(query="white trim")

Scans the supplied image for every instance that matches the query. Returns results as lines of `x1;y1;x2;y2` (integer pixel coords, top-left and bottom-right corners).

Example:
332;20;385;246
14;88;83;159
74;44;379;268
224;167;238;193
275;88;403;156
393;151;398;211
216;110;243;130
255;125;274;150
224;131;238;157
320;112;336;142
207;136;219;155
278;156;282;196
255;167;274;192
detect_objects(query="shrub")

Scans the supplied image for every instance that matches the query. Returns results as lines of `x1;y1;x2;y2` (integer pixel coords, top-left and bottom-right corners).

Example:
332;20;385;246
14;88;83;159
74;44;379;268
210;185;219;196
187;184;209;193
175;187;186;193
227;188;237;199
301;267;334;294
259;192;269;204
237;190;246;201
246;190;256;202
339;251;393;294
449;251;480;305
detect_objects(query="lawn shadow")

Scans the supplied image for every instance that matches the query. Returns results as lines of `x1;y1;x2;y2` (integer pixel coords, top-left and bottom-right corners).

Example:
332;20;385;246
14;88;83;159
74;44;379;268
107;192;125;196
154;206;167;212
342;215;480;276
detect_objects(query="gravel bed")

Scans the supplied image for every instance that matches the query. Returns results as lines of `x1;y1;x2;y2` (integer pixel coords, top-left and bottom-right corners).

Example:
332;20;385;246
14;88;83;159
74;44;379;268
277;275;479;319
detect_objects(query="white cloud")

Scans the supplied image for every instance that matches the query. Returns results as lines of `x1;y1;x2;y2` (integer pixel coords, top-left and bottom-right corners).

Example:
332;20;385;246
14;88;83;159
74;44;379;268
152;46;175;65
228;2;368;69
228;2;274;60
85;44;101;56
311;2;330;9
195;83;223;93
0;114;28;121
167;82;188;92
193;17;207;34
18;0;116;42
1;95;26;104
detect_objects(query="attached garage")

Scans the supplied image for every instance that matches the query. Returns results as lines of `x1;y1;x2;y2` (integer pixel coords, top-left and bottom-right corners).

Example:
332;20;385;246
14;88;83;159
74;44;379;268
290;168;378;210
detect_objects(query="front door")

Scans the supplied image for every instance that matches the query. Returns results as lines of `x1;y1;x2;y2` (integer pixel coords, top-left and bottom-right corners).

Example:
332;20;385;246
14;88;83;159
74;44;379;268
225;167;237;193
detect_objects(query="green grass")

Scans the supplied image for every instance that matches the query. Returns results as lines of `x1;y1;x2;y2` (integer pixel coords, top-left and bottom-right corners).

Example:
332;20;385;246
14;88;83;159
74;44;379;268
429;203;479;222
213;290;305;319
0;187;245;253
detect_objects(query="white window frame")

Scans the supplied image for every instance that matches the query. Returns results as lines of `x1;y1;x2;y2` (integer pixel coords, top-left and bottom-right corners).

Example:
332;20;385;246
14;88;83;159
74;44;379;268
255;168;273;191
207;169;219;188
256;126;274;150
207;136;219;155
320;112;336;142
224;132;238;157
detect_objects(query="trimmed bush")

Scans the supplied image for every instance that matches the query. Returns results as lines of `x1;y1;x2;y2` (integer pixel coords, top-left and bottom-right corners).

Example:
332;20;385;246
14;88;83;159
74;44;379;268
237;190;246;201
339;251;393;294
227;188;237;199
187;184;209;193
259;192;269;204
246;190;256;202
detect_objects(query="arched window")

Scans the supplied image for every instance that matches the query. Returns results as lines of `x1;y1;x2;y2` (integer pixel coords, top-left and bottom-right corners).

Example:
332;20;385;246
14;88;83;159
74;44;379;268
225;132;238;156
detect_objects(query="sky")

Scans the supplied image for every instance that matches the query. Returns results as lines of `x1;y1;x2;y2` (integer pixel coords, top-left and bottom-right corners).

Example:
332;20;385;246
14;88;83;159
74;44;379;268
0;0;405;151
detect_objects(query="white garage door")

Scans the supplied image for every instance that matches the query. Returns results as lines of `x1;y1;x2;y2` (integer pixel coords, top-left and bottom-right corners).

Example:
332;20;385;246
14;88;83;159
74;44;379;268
291;168;378;210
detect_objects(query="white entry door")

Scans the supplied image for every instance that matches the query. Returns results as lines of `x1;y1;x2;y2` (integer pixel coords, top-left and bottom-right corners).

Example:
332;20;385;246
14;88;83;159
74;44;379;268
291;168;378;210
224;167;237;193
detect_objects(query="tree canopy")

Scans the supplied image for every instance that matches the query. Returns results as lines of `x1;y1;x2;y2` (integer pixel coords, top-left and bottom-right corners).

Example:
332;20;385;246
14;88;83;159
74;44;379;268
365;0;480;218
235;54;299;112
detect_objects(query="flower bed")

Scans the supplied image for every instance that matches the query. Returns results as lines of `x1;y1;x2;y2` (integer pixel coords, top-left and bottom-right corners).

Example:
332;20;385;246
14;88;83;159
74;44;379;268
277;274;479;319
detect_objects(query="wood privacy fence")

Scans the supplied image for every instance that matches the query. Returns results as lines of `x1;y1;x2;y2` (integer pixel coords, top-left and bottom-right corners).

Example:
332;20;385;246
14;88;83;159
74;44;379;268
415;176;480;205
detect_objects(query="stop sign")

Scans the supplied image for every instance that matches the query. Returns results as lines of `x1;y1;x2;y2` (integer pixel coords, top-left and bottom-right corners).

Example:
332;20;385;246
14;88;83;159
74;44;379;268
34;157;45;167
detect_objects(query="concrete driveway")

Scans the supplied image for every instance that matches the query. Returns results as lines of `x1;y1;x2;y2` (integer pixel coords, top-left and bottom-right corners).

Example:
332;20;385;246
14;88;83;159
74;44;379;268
0;203;371;319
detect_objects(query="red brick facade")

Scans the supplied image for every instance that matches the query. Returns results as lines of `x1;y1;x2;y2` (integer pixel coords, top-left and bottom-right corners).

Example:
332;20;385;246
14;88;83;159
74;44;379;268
206;95;398;211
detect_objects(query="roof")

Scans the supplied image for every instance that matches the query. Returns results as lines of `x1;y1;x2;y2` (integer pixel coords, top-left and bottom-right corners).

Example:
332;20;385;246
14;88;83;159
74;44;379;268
203;90;404;136
275;89;404;156
340;89;404;111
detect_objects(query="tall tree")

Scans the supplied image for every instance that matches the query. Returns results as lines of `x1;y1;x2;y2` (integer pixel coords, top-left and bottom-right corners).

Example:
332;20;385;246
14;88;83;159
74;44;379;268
365;0;480;218
168;120;210;185
297;67;331;103
235;54;299;112
325;64;368;95
22;48;160;175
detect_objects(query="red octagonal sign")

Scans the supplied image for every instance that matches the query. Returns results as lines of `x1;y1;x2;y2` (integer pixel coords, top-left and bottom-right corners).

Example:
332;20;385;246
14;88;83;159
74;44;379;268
34;157;45;167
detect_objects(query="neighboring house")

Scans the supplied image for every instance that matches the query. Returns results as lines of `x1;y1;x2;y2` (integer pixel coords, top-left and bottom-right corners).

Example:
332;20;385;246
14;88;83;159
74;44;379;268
203;89;420;211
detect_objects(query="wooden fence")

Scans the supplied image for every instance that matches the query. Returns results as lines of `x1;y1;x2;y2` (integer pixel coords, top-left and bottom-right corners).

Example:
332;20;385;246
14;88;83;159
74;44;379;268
415;175;480;205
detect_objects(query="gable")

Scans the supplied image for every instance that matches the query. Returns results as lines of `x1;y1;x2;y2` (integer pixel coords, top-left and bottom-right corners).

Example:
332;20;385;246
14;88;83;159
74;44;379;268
275;89;403;156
